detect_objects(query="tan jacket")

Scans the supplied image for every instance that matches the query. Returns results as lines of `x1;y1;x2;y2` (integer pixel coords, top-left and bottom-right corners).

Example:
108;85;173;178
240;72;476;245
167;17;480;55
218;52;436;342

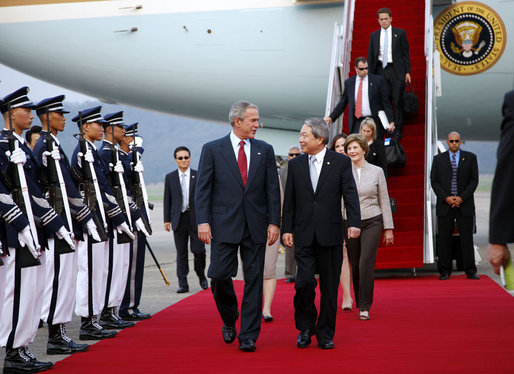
344;161;394;229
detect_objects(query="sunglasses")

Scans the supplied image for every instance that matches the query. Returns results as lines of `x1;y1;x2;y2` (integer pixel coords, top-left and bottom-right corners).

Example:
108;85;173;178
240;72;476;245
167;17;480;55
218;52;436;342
448;140;460;143
176;156;190;160
358;67;368;71
288;153;300;157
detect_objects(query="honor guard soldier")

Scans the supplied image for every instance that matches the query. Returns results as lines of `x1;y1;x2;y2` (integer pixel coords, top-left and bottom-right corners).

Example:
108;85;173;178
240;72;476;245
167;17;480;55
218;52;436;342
119;123;152;320
98;111;148;329
70;106;134;340
0;87;75;373
34;95;102;355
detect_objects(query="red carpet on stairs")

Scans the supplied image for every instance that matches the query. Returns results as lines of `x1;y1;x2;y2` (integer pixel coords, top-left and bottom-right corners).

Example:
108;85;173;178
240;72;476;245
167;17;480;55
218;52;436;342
343;0;427;269
54;278;514;373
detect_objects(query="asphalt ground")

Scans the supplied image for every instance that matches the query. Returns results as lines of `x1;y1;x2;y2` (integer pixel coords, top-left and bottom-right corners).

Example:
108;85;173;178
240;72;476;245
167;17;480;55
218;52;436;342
0;190;511;368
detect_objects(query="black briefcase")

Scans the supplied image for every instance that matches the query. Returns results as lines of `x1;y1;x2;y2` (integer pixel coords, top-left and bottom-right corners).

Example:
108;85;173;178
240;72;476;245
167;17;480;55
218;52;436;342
384;138;407;168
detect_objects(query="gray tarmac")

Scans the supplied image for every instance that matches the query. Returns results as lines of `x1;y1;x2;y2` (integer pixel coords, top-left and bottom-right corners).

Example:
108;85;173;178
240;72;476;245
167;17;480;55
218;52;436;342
0;190;511;368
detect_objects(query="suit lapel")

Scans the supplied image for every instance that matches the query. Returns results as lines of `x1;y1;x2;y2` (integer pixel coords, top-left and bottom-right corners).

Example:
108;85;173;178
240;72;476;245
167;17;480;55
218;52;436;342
457;152;466;171
298;155;315;196
315;150;333;195
189;170;196;204
246;140;263;189
173;171;183;207
219;135;244;189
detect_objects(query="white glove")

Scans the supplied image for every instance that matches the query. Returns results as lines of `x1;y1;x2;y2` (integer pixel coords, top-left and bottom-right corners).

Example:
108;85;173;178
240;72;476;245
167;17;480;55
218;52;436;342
55;226;76;250
18;226;40;259
84;149;94;164
86;219;102;242
6;148;27;166
42;148;60;167
134;161;144;173
116;221;135;240
114;161;124;173
135;218;150;237
134;137;143;147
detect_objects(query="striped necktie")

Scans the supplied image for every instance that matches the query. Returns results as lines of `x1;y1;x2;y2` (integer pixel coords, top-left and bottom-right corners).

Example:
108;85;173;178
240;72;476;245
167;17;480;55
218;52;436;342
451;154;457;196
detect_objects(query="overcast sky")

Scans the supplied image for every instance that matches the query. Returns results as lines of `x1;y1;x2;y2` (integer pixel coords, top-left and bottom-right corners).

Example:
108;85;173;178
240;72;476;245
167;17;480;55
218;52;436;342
0;63;95;103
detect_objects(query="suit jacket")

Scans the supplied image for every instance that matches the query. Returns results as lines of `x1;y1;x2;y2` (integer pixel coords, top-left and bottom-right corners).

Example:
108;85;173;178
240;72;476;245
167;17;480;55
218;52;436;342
368;26;411;80
489;90;514;244
163;169;198;230
195;134;281;245
282;150;361;247
430;150;479;217
328;74;393;134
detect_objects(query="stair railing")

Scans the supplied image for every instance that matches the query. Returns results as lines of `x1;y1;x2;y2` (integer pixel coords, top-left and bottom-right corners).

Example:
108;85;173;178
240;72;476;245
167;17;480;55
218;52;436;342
325;0;355;142
424;0;438;264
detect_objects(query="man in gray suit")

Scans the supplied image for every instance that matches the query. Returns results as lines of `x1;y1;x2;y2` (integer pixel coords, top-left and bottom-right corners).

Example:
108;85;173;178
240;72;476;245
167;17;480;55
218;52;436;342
279;145;300;283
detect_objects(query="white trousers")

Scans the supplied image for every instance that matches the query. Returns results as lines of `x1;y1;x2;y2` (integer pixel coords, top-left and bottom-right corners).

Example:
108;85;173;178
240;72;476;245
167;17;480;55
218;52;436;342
105;232;130;308
41;239;79;325
0;260;6;322
0;248;46;349
75;238;108;317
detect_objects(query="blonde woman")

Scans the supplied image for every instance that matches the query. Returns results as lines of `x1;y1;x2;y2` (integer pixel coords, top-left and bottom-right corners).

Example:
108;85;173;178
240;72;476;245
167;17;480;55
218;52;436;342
344;134;394;320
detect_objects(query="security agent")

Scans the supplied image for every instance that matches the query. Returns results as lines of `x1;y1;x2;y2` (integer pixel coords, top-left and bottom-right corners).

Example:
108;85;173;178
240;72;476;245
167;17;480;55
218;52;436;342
118;123;152;321
33;95;101;355
164;146;208;293
70;106;134;340
0;87;74;373
98;111;149;329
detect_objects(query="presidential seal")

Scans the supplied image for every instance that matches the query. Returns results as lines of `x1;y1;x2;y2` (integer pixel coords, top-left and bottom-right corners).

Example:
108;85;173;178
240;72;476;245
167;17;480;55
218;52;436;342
434;1;506;75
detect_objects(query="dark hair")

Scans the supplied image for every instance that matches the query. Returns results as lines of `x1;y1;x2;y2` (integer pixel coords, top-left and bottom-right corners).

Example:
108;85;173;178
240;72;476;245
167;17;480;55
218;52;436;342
174;146;190;159
378;8;392;17
354;57;368;67
329;133;348;151
26;125;42;144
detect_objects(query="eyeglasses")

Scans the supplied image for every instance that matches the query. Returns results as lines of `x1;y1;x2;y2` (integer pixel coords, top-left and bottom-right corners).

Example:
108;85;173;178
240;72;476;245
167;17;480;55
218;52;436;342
288;153;300;157
448;140;460;143
357;67;368;71
176;156;190;160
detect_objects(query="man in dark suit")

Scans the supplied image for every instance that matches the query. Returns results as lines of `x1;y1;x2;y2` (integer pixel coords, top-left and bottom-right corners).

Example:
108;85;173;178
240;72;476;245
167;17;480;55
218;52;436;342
368;7;411;140
324;57;394;140
431;131;479;280
488;90;514;273
195;100;281;352
164;146;207;293
282;118;361;350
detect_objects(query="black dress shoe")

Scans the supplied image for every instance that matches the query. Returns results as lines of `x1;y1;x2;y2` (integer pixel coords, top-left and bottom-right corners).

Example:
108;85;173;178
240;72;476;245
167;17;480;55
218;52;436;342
100;308;136;329
285;278;295;284
238;339;256;352
297;329;313;348
4;347;53;373
439;273;450;280
177;286;189;293
467;273;480;280
199;278;209;290
79;317;117;340
262;314;273;322
47;324;89;355
318;340;335;350
222;323;237;344
119;309;152;321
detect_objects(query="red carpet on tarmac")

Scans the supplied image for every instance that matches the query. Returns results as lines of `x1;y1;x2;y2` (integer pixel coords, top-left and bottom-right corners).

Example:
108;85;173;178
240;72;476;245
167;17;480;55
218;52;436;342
54;277;514;373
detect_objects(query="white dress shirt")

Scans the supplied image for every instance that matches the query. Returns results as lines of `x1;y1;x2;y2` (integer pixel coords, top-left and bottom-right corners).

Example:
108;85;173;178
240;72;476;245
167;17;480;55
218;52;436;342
309;147;327;178
379;25;393;64
354;75;372;117
179;167;190;209
230;131;250;170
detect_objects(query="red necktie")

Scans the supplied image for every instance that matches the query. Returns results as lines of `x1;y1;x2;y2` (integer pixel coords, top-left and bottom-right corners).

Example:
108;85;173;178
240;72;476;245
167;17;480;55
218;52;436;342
355;78;363;119
238;140;247;186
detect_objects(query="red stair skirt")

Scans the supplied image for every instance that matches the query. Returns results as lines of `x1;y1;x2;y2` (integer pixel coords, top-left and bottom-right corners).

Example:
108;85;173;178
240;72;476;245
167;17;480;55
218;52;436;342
343;0;427;269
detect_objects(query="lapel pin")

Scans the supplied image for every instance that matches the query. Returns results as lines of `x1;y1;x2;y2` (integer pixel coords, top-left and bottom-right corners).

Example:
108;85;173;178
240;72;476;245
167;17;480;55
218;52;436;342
327;162;330;165
395;34;398;37
192;175;195;178
258;152;261;155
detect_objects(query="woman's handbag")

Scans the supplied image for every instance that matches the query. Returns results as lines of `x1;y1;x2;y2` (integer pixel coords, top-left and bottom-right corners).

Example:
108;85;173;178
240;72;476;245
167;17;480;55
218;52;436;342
384;137;406;168
403;82;419;115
